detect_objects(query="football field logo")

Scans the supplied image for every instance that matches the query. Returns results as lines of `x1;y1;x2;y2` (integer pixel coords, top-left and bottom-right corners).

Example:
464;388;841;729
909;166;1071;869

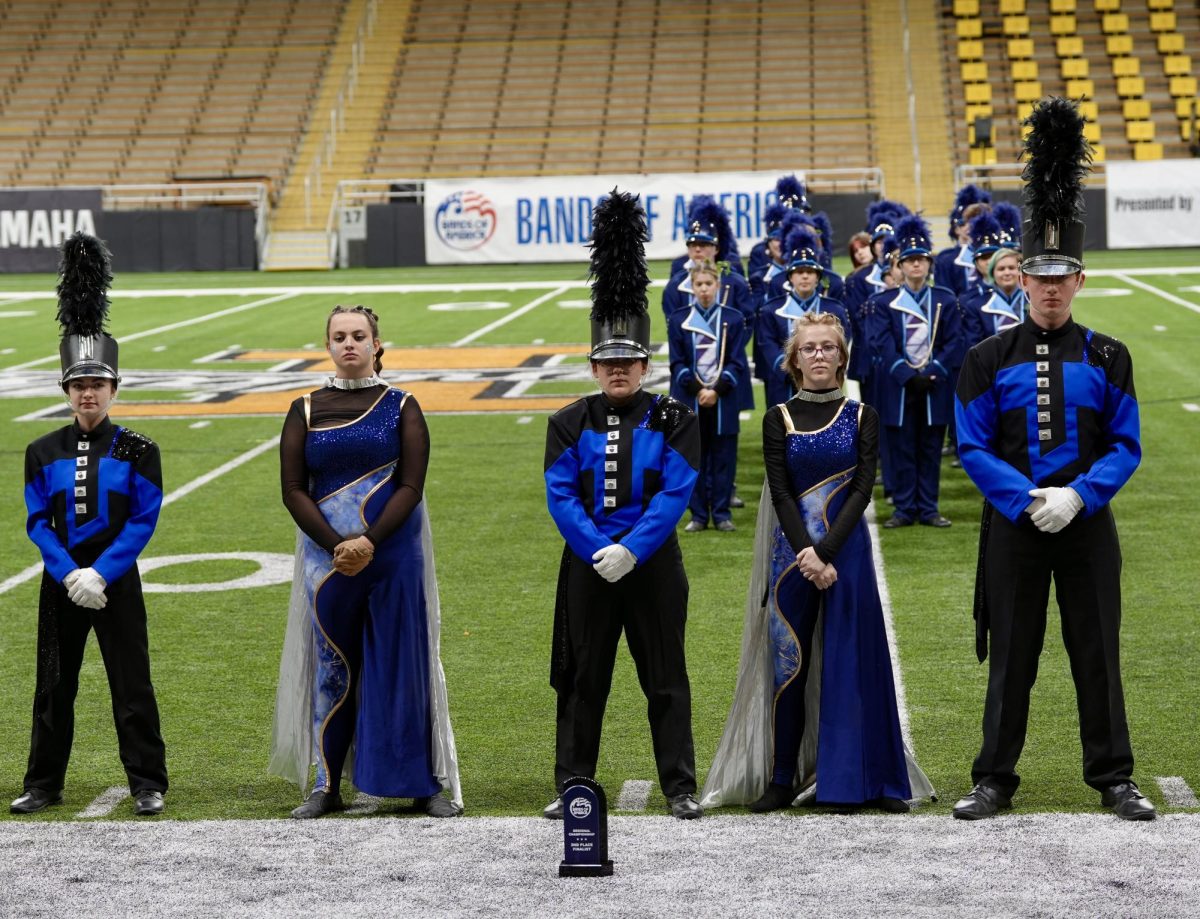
434;191;497;250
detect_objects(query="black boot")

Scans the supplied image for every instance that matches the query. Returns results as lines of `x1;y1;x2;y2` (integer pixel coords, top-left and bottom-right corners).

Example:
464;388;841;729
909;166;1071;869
749;783;795;813
290;789;342;819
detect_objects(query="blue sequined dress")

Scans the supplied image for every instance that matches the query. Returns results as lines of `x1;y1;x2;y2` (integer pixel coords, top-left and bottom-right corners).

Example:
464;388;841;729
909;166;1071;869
269;387;460;803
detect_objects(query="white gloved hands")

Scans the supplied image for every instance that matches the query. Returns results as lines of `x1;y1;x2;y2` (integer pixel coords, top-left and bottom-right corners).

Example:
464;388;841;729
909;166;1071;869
66;567;107;610
591;544;638;583
1027;487;1084;534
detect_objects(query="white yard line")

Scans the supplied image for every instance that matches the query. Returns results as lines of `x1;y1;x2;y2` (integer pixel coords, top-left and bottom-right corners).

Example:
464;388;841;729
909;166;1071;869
1156;776;1200;808
4;293;298;372
615;780;653;812
1110;273;1200;316
75;785;128;819
0;436;281;596
451;285;572;347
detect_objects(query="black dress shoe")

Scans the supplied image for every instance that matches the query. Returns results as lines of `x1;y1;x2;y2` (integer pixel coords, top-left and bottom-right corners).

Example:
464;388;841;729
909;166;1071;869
882;514;914;529
1101;782;1157;821
10;789;63;815
133;790;164;816
920;514;952;528
542;796;564;820
952;784;1012;820
416;792;461;818
749;783;795;813
290;789;342;819
668;793;703;820
873;797;911;814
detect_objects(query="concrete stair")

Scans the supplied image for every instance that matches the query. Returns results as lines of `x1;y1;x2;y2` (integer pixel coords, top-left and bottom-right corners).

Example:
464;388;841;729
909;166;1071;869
262;231;333;271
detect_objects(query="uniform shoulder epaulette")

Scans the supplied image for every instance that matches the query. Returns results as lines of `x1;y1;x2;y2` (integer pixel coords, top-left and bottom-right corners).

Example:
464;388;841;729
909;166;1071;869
110;427;156;463
1081;327;1127;369
647;395;691;434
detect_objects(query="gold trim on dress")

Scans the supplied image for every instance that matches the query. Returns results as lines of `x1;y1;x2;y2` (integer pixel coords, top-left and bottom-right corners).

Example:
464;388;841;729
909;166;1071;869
310;565;350;792
317;460;397;507
360;463;400;530
309;386;390;432
782;399;849;436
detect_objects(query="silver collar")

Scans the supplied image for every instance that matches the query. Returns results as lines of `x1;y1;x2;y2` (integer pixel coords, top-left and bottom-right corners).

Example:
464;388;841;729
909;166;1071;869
793;387;844;404
326;374;385;390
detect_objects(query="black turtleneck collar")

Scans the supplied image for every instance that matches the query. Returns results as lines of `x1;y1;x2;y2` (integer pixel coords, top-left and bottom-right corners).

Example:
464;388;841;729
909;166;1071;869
1024;313;1076;340
72;416;114;439
601;389;650;417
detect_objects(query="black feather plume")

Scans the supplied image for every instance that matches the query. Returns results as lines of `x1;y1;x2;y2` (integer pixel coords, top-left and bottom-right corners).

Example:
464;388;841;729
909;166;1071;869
588;189;649;324
55;232;112;338
1021;97;1092;233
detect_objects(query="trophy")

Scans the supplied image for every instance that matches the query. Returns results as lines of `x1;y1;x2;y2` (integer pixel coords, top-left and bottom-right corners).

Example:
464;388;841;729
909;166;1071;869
558;776;613;877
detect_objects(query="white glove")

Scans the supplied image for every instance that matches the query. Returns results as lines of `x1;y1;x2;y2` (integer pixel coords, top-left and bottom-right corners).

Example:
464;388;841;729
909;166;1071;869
591;544;638;583
67;567;107;610
63;569;82;591
1028;487;1084;534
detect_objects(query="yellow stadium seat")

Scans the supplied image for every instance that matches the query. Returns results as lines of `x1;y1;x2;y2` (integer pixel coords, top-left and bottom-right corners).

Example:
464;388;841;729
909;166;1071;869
1091;144;1106;162
1150;12;1176;32
954;0;980;16
1123;99;1151;119
962;61;989;82
965;103;994;120
957;18;983;38
1008;38;1035;58
1102;13;1129;33
1020;120;1034;140
1182;120;1194;142
1061;58;1089;79
1133;142;1163;160
1148;0;1172;9
1051;0;1077;11
965;82;993;104
1170;76;1198;97
1106;35;1133;55
1066;78;1096;97
958;39;985;60
1126;121;1155;142
999;0;1026;13
1116;76;1145;97
1094;0;1120;11
1175;97;1198;118
1112;57;1140;76
1050;15;1077;34
1003;16;1031;36
1157;33;1184;53
969;146;998;166
1163;55;1191;76
1013;60;1040;80
1083;121;1102;142
1078;101;1099;120
1015;80;1043;102
1057;36;1084;57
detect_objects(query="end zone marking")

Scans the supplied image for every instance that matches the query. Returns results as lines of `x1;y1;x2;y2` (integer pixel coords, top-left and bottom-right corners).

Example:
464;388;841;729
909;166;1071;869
1183;404;1199;413
616;780;653;811
77;786;128;818
1156;777;1199;808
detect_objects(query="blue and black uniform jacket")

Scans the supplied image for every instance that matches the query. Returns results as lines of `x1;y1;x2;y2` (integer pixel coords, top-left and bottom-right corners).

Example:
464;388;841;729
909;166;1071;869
870;283;962;427
955;316;1140;524
544;392;699;565
667;303;748;435
24;416;163;584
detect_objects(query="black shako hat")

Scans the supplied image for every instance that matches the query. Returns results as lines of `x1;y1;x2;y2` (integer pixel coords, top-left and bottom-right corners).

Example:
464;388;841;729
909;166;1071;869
1020;97;1091;277
56;232;119;388
587;189;651;361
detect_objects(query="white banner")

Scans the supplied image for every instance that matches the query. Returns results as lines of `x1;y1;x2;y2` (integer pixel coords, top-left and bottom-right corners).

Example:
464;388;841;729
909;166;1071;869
1105;160;1200;249
423;171;794;264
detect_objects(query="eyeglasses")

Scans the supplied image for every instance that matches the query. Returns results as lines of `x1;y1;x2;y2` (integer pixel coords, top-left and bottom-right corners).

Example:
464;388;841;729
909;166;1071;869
798;344;839;358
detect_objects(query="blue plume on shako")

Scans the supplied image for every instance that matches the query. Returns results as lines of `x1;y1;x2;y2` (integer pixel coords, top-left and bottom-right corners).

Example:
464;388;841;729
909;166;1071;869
969;211;1004;251
949;184;993;239
689;196;739;262
784;225;821;262
810;212;834;267
55;232;113;338
992;201;1023;247
775;174;809;210
893;213;933;253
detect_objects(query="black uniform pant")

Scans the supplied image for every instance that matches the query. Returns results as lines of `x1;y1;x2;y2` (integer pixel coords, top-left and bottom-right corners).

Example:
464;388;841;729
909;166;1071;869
972;507;1133;797
555;539;696;798
25;568;168;796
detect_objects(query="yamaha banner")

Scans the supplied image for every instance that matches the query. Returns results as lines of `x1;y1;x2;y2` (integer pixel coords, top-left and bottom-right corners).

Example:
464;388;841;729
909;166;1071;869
423;171;795;264
1106;160;1200;249
0;188;101;273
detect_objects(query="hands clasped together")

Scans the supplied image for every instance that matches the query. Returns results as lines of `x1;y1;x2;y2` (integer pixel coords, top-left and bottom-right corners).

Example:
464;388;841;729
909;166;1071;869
63;567;107;610
796;546;837;590
333;535;375;576
1025;486;1083;534
591;544;637;583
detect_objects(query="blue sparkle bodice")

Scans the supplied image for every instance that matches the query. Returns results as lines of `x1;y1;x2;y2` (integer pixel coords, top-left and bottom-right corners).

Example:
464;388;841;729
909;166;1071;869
305;388;406;502
771;400;861;573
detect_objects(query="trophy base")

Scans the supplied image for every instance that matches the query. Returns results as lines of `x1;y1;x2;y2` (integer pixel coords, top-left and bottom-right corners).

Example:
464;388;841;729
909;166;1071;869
559;861;614;877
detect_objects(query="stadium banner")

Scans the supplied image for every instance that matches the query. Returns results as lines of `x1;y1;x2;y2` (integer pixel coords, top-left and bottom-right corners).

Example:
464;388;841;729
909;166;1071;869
423;172;794;264
1105;160;1200;249
0;188;102;273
